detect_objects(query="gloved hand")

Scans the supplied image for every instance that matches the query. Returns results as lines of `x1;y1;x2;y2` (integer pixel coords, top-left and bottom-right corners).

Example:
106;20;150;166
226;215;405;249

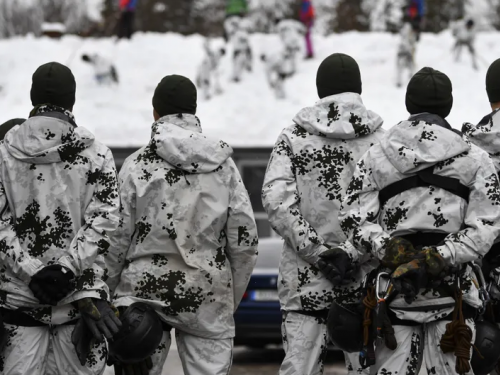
381;237;420;270
28;264;75;305
317;247;354;285
391;259;427;304
76;298;122;343
113;358;154;375
391;247;446;304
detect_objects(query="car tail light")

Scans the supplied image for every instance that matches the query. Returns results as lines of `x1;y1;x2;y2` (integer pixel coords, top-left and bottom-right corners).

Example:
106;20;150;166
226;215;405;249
242;291;249;300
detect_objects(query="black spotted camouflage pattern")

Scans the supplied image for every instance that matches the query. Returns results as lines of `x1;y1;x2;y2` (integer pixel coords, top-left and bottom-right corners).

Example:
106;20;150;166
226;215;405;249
0;108;119;321
462;109;500;300
109;114;258;339
339;116;500;322
262;93;385;312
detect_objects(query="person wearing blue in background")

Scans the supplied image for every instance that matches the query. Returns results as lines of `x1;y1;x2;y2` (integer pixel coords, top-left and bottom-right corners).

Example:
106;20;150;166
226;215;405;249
300;0;315;59
118;0;138;39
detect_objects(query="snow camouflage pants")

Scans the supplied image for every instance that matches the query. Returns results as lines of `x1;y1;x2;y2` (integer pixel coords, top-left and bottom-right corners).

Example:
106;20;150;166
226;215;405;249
279;312;368;375
371;319;476;375
0;324;107;375
148;329;233;375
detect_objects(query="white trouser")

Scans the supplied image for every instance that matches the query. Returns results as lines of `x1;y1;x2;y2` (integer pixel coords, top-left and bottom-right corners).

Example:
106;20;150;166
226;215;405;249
149;329;233;375
371;319;476;375
279;311;368;375
0;324;106;375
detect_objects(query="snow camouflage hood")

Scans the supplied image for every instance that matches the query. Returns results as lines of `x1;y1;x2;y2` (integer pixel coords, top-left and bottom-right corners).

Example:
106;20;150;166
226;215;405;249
151;114;233;173
380;113;471;174
462;109;500;172
4;106;94;164
292;93;383;140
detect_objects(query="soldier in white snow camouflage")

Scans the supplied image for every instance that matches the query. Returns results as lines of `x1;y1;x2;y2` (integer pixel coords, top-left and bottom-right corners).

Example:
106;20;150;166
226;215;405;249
262;54;385;375
339;67;500;375
107;75;258;375
0;62;121;375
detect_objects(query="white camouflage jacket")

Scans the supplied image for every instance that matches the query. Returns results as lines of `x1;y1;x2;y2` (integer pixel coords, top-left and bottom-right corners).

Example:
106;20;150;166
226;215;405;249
262;93;385;312
109;114;258;340
0;107;120;324
463;108;500;299
339;113;500;322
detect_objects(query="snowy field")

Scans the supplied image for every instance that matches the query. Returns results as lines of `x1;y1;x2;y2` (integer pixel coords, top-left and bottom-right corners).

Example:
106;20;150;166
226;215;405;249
0;30;499;148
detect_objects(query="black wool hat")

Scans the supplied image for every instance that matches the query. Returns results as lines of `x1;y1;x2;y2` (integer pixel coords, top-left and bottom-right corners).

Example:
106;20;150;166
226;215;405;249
152;75;197;117
30;62;76;110
316;53;362;99
0;118;25;141
406;67;453;118
486;58;500;103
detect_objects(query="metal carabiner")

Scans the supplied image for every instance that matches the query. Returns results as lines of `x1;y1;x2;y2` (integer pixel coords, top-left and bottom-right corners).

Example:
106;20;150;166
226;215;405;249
376;272;391;300
471;262;490;314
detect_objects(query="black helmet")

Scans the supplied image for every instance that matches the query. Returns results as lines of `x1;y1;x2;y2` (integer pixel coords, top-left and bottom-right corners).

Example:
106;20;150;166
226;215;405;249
109;303;164;364
471;320;500;375
327;301;363;353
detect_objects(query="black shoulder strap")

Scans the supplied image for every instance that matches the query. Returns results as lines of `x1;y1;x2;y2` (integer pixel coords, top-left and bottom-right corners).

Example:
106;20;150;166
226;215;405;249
379;167;469;208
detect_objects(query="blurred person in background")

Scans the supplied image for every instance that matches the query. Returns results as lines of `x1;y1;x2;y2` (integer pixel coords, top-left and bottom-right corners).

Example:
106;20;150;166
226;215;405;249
300;0;315;59
261;18;305;98
452;19;478;70
118;0;138;39
196;39;226;99
81;54;119;85
396;18;419;88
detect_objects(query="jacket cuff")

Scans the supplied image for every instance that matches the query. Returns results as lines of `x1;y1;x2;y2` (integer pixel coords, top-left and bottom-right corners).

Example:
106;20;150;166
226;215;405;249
337;241;361;264
55;256;79;276
20;259;45;283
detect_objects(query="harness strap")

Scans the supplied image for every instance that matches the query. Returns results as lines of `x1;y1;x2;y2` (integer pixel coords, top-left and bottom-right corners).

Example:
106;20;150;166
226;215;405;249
380;167;469;208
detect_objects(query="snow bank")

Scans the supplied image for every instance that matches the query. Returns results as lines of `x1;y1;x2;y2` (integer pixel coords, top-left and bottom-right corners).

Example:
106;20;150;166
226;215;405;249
0;31;498;148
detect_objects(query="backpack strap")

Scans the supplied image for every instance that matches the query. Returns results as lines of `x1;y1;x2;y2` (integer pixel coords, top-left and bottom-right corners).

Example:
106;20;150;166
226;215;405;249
379;166;469;208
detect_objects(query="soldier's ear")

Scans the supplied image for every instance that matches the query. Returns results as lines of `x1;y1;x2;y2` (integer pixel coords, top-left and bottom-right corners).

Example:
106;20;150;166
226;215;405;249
153;109;160;121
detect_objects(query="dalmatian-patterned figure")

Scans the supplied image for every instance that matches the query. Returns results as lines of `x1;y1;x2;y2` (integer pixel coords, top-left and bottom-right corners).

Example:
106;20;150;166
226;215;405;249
261;19;306;99
396;22;418;88
224;16;253;82
196;39;226;100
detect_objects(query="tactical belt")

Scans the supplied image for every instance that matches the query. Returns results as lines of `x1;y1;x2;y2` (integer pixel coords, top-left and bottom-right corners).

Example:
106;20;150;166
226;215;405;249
387;304;477;326
0;308;76;327
379;167;469;208
288;309;329;320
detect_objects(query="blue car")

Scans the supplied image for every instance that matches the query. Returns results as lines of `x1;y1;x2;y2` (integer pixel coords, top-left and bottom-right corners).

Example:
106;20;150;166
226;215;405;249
234;238;284;348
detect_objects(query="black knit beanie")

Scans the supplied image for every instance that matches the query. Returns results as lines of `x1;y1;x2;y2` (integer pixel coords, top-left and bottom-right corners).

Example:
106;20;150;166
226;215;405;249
152;75;197;117
31;62;76;110
486;58;500;103
0;118;25;141
316;53;362;99
406;67;453;118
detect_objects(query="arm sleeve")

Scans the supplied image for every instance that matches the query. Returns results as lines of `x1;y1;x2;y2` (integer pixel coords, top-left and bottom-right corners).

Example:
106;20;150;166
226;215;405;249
106;168;136;294
225;161;258;309
57;150;120;276
338;155;391;261
0;183;43;283
261;133;330;265
438;153;500;266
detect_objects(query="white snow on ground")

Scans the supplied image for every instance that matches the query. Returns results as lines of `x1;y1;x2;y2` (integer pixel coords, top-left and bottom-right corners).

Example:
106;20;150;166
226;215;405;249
0;31;498;148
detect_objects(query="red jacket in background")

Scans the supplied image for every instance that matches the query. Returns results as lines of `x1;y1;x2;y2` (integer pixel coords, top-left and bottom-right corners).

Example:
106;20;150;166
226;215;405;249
300;0;315;24
120;0;138;11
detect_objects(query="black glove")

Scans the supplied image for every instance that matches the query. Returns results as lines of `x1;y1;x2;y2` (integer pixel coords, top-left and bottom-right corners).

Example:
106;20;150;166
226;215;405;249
317;247;353;285
29;265;75;305
113;358;154;375
76;298;122;342
391;259;428;304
